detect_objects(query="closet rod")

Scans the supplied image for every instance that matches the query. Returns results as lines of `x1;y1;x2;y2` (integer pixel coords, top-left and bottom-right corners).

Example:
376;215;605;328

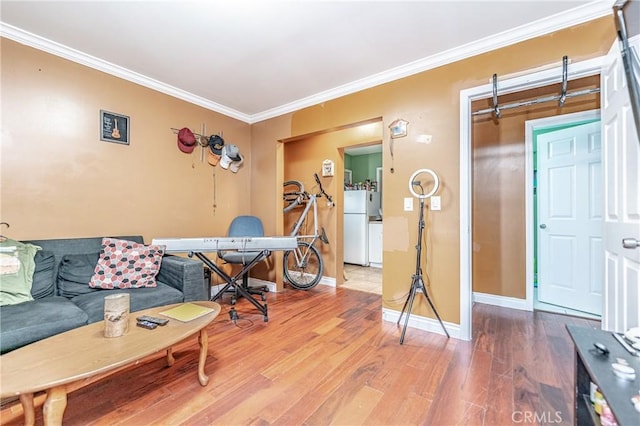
472;87;600;117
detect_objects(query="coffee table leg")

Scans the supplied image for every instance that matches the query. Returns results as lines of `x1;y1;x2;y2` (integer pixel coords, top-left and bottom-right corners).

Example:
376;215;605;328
43;385;67;425
166;347;175;366
19;393;35;426
198;329;209;386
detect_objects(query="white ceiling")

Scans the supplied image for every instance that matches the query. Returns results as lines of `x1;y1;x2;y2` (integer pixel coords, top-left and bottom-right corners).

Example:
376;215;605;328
0;1;614;123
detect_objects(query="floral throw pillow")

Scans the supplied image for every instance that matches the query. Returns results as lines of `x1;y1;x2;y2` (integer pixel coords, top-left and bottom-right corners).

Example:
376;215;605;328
89;238;164;289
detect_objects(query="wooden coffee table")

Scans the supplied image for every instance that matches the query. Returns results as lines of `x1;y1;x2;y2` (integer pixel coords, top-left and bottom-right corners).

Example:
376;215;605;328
0;301;220;425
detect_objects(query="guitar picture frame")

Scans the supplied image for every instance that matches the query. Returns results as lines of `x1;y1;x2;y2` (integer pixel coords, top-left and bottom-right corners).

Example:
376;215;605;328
100;110;130;145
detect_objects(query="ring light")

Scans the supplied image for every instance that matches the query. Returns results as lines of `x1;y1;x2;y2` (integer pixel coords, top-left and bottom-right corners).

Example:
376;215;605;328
408;168;439;199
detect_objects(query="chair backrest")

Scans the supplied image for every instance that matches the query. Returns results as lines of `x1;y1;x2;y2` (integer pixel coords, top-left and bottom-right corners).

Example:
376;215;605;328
227;216;264;238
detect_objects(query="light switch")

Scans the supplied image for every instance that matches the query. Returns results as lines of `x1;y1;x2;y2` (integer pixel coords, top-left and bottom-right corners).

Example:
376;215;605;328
404;197;413;211
431;196;441;211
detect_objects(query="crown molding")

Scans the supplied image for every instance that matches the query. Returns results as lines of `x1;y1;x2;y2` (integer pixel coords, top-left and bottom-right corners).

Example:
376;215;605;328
0;22;252;123
250;1;613;123
1;1;613;125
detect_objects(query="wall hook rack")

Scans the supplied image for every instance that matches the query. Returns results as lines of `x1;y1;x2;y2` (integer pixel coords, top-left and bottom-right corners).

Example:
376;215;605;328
558;56;568;107
474;55;601;118
492;74;501;119
170;127;208;146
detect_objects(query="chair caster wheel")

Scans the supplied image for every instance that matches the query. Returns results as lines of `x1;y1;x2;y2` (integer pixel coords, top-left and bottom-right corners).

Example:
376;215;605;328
231;299;236;305
264;316;268;322
261;294;267;301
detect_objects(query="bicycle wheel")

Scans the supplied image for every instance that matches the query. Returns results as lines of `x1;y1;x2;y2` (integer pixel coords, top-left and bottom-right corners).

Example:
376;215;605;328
283;180;304;213
283;241;323;290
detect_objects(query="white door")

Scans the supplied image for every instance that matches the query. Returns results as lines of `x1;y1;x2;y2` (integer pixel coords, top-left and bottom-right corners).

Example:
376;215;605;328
537;122;603;314
602;36;640;333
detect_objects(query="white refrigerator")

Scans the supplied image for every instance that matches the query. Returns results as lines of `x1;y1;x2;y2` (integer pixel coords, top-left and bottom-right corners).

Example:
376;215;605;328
344;190;381;265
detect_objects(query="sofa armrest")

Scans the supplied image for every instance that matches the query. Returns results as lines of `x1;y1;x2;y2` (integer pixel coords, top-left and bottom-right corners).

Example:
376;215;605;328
157;255;208;302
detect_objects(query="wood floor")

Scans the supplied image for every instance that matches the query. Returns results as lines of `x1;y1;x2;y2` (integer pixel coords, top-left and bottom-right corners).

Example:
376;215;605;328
2;286;599;425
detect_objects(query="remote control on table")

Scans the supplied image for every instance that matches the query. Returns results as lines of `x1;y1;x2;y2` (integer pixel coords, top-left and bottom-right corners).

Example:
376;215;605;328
136;315;169;326
136;320;158;330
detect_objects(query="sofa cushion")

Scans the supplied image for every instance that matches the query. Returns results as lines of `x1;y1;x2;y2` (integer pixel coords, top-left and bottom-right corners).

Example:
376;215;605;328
31;250;56;299
0;296;89;354
57;253;101;298
72;282;184;323
0;240;40;306
89;238;164;289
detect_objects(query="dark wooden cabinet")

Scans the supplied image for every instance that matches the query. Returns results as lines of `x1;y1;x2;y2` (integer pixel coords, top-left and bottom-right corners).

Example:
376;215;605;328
566;325;640;425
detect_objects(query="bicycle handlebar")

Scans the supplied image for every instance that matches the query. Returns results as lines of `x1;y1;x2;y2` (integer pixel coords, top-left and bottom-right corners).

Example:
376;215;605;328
314;173;334;206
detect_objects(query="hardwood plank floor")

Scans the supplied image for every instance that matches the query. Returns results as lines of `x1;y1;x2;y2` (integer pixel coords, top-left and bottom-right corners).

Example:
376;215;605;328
1;286;599;425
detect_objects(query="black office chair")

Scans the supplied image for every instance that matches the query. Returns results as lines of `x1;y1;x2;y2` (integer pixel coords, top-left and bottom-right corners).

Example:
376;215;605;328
218;215;270;304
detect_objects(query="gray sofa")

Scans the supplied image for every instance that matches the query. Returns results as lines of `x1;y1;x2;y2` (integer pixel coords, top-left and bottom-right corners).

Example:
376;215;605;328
0;236;207;354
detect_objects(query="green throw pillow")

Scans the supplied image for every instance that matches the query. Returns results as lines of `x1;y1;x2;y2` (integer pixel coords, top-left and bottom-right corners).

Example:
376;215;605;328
0;239;40;306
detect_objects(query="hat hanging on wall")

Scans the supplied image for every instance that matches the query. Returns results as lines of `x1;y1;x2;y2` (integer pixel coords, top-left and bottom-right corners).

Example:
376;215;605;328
177;127;197;153
207;135;225;166
229;153;244;173
220;144;242;169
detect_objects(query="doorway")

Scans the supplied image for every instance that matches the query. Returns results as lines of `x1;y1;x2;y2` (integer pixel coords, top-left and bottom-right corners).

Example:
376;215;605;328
527;112;602;318
281;118;384;291
342;143;383;295
459;57;604;341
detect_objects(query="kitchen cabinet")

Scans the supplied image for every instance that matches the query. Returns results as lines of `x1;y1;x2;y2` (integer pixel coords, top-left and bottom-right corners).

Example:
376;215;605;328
368;222;382;267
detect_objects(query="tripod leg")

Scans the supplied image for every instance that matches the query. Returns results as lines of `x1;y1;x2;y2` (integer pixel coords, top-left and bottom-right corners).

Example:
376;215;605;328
396;277;414;325
418;279;450;338
400;280;418;345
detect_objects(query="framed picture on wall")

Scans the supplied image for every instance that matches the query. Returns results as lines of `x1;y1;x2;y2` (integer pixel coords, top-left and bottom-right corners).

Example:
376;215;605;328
100;110;130;145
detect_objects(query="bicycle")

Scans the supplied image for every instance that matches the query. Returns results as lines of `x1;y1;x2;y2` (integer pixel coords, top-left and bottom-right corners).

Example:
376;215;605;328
282;173;334;289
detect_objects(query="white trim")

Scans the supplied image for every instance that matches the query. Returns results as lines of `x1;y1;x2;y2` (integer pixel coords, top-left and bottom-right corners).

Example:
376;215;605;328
524;109;601;312
210;278;277;298
459;56;605;343
251;1;611;123
1;1;612;124
248;277;278;293
473;292;529;311
319;276;336;287
0;23;252;123
459;93;473;341
382;308;461;340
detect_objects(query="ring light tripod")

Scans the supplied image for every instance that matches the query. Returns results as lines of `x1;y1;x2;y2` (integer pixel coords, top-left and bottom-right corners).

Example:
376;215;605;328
397;169;450;344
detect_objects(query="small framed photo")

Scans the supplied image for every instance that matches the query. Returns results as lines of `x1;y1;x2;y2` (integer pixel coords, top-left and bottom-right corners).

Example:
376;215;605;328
100;110;130;145
389;118;408;139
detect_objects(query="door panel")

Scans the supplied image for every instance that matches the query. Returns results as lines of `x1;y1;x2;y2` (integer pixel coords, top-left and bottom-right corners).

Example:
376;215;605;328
602;36;640;332
538;121;603;314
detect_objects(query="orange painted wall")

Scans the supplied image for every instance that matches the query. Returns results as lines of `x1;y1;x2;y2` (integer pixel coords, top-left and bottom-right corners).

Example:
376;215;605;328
1;38;252;244
1;16;616;326
261;17;616;324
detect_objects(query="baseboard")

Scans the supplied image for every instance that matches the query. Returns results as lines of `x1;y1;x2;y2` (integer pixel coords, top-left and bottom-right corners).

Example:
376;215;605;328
248;277;277;292
382;307;462;340
210;278;276;297
319;276;336;287
210;276;335;297
472;292;530;311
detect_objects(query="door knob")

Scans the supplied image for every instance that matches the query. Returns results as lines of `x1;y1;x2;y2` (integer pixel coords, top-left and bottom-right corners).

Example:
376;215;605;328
539;224;547;229
622;238;640;249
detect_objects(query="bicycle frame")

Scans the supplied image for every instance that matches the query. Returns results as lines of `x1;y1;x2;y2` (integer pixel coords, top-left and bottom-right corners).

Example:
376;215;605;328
288;193;321;244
